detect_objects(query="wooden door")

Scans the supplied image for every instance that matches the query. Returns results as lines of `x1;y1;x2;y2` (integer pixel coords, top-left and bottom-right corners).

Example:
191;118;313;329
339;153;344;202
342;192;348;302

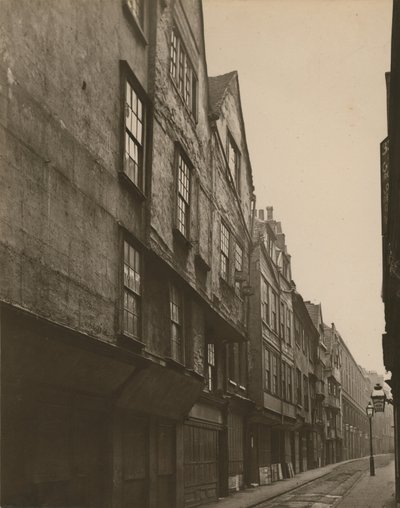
183;425;218;507
122;415;148;508
157;422;175;508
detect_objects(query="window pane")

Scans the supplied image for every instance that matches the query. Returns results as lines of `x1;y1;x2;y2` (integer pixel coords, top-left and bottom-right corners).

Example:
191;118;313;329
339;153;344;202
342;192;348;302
125;81;144;188
170;28;196;116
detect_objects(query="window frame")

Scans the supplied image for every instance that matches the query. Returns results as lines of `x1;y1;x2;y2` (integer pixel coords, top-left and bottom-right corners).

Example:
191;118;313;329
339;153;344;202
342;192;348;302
303;374;309;411
220;221;231;282
234;241;244;295
261;277;270;325
271;289;278;333
226;130;241;194
271;352;279;396
175;147;192;240
169;26;198;119
120;62;148;198
122;238;143;341
287;365;293;403
264;347;271;392
286;308;292;345
206;342;216;391
169;282;185;364
296;368;302;406
280;301;285;340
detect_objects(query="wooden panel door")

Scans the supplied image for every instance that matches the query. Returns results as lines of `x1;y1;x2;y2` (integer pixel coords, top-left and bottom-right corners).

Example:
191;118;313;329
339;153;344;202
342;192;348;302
183;425;218;507
157;422;175;508
122;415;148;508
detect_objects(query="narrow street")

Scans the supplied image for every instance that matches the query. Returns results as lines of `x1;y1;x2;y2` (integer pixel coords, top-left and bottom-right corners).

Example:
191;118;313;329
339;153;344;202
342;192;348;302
257;455;394;508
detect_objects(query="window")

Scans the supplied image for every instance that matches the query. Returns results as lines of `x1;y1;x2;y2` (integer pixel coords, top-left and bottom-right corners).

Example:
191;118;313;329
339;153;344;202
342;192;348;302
206;343;216;391
169;28;197;117
220;222;230;281
271;289;278;332
287;365;293;402
272;353;279;396
281;362;286;401
261;277;270;324
280;302;285;340
283;257;290;279
124;80;145;190
177;152;190;237
296;368;302;405
264;348;271;391
170;283;184;363
304;375;309;411
234;242;243;294
123;241;142;338
125;0;143;27
227;132;240;192
286;309;292;345
294;316;301;346
267;234;274;259
239;343;247;387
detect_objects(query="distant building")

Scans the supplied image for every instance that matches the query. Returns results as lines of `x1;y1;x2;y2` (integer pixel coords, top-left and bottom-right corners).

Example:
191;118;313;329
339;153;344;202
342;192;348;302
338;330;370;461
247;208;297;485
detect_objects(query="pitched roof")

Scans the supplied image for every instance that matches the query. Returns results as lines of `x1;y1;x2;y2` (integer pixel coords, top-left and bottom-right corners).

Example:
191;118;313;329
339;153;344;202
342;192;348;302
208;71;237;119
305;302;321;328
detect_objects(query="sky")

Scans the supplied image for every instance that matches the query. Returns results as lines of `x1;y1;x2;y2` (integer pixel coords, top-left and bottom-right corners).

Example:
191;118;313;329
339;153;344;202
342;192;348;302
203;0;392;374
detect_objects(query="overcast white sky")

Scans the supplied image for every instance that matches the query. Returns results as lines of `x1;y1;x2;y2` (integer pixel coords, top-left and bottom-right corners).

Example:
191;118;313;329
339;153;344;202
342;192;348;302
203;0;392;374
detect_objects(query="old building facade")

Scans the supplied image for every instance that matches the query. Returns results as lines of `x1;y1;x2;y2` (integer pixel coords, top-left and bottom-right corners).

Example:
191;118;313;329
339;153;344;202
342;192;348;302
339;332;370;462
247;208;297;486
1;1;255;507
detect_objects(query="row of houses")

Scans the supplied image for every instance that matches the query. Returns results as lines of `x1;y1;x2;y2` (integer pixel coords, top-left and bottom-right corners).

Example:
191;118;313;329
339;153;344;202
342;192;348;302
0;1;393;507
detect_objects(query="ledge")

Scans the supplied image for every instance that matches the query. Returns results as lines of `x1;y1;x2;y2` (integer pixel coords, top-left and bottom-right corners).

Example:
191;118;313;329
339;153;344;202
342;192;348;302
119;171;146;202
165;356;186;373
195;252;211;272
173;227;193;250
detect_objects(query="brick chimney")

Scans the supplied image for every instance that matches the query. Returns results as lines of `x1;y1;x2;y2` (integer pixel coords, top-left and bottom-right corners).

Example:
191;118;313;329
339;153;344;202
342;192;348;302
258;209;265;220
266;206;273;220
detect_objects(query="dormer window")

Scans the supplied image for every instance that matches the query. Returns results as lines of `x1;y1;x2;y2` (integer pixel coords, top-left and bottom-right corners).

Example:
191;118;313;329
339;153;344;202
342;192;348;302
227;132;240;193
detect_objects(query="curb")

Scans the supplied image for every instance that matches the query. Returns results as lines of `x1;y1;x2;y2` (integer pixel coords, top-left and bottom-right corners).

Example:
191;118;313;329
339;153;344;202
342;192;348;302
247;455;392;508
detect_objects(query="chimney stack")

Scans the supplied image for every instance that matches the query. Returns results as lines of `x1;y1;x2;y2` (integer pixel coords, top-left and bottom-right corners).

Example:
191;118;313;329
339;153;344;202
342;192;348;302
266;206;273;220
258;209;265;220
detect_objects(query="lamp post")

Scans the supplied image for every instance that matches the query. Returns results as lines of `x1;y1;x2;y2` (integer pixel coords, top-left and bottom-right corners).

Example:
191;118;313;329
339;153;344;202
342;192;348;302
366;401;375;476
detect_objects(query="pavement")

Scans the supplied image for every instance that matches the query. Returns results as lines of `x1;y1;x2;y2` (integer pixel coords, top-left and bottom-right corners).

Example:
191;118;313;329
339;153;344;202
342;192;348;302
336;458;395;508
202;454;394;508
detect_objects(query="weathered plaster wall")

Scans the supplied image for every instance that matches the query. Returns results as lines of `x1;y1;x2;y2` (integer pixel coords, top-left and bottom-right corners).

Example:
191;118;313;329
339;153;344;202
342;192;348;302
0;0;149;341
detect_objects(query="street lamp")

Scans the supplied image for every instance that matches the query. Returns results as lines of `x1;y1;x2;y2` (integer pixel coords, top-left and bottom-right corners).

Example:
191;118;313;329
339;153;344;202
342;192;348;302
366;401;375;476
371;383;386;412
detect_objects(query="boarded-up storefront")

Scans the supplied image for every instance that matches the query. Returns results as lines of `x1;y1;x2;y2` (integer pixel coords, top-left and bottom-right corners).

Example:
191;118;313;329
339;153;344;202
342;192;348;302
227;412;244;491
183;424;219;507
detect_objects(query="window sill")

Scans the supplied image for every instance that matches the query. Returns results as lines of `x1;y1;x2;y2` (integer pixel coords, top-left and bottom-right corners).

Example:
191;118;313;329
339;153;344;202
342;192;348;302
165;356;186;372
119;332;146;350
173;227;192;249
119;171;146;201
195;253;211;272
220;276;235;292
123;0;148;45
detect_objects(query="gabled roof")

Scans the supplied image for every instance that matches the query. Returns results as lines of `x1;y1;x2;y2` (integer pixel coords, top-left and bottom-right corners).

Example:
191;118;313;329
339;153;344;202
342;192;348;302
208;71;237;119
305;302;321;329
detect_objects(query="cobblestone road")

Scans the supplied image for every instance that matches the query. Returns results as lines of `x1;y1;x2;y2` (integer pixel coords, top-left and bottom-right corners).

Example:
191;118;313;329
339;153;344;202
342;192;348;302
256;455;393;508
